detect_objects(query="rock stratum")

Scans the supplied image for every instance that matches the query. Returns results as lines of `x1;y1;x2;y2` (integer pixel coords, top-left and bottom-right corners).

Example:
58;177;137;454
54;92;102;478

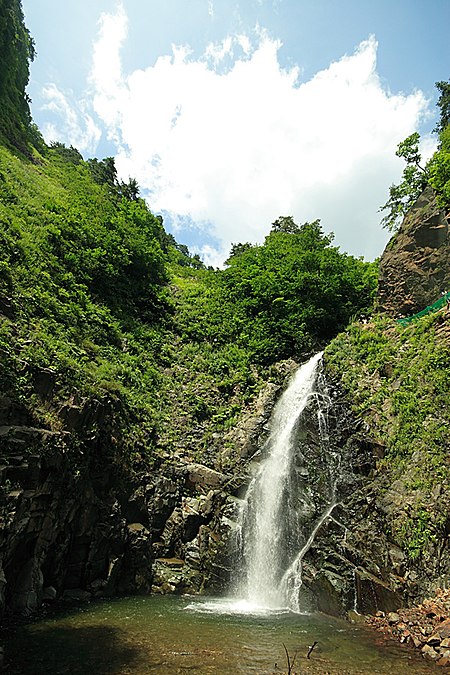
377;186;450;317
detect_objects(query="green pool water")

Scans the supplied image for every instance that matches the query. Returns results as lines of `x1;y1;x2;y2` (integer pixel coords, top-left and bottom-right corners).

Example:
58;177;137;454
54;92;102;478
3;595;438;674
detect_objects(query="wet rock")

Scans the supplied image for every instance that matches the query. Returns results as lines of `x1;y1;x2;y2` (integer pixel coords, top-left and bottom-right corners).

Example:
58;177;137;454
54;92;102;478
221;381;282;463
0;568;5;616
9;559;43;615
118;523;153;594
0;429;185;615
0;397;31;426
152;558;186;594
123;487;150;527
42;586;57;601
32;368;56;399
63;588;92;601
347;609;366;624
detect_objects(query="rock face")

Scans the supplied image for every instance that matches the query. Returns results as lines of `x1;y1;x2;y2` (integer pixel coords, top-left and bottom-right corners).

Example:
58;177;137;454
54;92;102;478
202;362;449;619
0;352;447;621
0;411;241;615
283;367;449;617
0;415;175;615
0;361;293;617
377;186;450;317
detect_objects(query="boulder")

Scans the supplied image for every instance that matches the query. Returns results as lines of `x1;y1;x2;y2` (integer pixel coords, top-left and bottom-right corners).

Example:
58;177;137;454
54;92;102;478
185;463;228;490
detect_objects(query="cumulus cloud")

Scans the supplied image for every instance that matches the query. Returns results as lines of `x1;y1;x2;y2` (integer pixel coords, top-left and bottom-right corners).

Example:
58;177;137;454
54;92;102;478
40;84;101;154
89;5;432;265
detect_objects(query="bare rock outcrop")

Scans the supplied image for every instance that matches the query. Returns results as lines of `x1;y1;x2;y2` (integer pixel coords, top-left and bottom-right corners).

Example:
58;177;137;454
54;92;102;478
377;186;450;317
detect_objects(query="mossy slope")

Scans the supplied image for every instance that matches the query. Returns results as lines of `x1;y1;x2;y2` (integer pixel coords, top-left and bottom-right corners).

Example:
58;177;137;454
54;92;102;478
325;311;450;564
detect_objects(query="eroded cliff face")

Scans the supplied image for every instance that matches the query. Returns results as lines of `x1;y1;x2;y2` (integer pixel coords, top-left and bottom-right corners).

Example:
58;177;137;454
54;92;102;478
1;352;447;620
201;362;449;618
377;186;450;317
293;367;449;618
0;363;289;616
0;402;181;616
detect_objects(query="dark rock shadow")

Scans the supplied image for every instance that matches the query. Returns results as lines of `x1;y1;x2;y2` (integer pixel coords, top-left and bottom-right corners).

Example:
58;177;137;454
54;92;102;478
4;624;151;674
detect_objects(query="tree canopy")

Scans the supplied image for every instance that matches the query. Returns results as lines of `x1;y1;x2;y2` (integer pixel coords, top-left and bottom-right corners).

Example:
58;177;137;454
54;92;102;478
216;219;377;363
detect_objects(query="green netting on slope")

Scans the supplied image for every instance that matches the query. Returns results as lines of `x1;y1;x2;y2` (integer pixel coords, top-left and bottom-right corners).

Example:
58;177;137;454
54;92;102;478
397;291;450;326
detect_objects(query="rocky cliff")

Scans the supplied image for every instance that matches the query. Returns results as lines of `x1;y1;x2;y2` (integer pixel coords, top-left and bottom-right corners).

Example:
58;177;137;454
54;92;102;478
1;333;448;620
377;186;450;317
0;361;288;616
2;186;449;621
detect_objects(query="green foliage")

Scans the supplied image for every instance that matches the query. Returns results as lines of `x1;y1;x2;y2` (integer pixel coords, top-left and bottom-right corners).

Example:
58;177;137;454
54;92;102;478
0;139;262;467
428;125;450;207
380;81;450;232
434;80;450;136
0;142;175;460
217;219;377;364
0;132;377;470
50;141;83;165
379;133;428;232
397;509;435;560
87;156;117;188
0;0;42;153
325;312;450;558
0;0;379;469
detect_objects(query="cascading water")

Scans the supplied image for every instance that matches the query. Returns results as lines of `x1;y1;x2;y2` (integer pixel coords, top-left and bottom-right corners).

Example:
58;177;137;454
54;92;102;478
235;352;339;612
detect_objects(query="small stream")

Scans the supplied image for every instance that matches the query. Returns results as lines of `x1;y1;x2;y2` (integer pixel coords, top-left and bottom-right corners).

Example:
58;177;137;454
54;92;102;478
3;595;437;674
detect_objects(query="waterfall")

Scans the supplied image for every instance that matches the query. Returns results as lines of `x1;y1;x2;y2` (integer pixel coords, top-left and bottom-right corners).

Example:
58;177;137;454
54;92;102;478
236;352;338;612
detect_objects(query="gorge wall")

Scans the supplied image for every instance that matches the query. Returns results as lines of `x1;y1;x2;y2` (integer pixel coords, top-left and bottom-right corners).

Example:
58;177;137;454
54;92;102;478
1;191;449;620
2;344;448;620
0;363;286;616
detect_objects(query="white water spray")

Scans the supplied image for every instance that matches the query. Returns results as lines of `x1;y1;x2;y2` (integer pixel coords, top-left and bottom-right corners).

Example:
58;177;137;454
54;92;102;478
236;352;338;612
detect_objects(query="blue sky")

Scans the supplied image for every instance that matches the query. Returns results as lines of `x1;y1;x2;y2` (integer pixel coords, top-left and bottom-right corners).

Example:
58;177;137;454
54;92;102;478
22;0;450;265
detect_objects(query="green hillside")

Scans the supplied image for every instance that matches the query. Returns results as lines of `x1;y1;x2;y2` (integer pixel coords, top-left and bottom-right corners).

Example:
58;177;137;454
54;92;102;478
0;138;378;472
325;312;450;561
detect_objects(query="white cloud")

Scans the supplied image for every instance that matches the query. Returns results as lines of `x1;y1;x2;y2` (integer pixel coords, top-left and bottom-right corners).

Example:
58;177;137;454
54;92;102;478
40;84;101;154
90;3;128;138
89;7;431;264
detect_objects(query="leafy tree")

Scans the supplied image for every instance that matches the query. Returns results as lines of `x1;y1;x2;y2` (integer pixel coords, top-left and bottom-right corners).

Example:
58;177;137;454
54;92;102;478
87;157;118;188
427;80;450;207
226;242;254;261
218;218;377;363
434;80;450;136
380;133;429;232
428;125;450;207
50;141;83;164
380;80;450;232
118;177;140;201
270;215;300;234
